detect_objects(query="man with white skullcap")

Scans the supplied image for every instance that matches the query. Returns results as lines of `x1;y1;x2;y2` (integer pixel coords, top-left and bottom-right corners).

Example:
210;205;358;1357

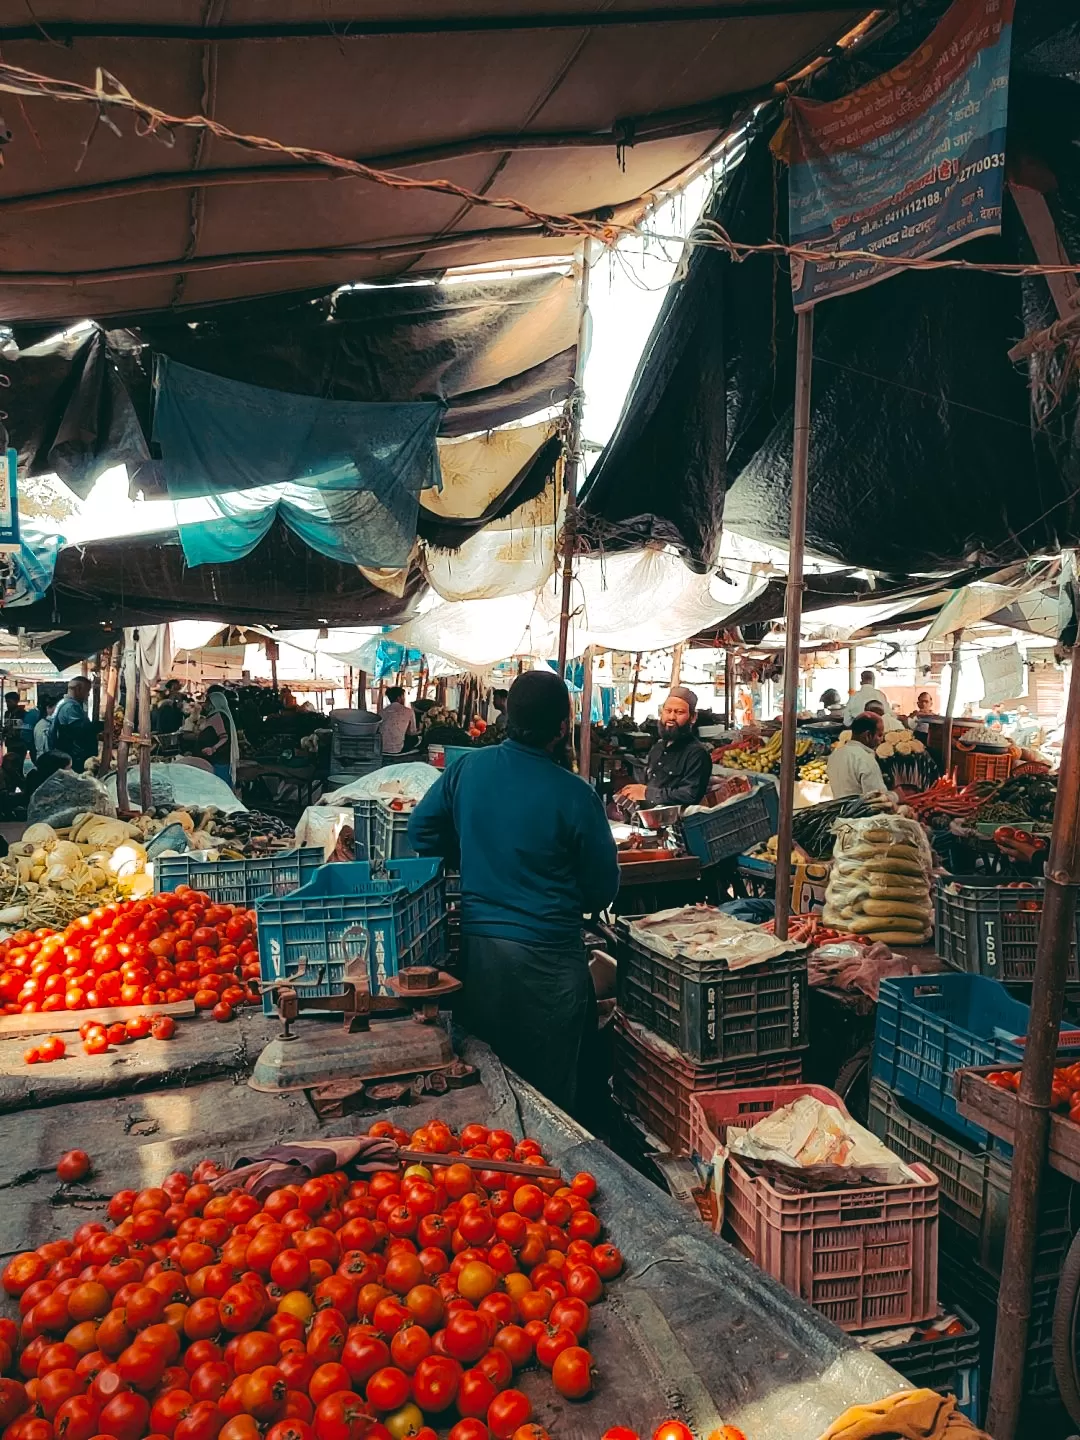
619;686;713;808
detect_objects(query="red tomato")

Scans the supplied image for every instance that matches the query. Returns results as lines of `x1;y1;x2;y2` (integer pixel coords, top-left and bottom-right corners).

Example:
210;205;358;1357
56;1150;92;1184
565;1264;602;1305
151;1016;176;1041
313;1389;370;1440
99;1390;151;1440
602;1430;642;1440
591;1244;623;1281
534;1327;576;1371
551;1345;592;1399
448;1423;489;1440
487;1390;531;1440
456;1368;496;1420
653;1425;694;1440
411;1355;460;1415
549;1298;589;1340
364;1366;410;1414
442;1312;491;1366
340;1332;389;1390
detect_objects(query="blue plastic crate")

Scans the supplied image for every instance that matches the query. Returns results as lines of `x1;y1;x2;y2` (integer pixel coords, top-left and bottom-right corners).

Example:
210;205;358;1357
872;973;1080;1143
681;789;772;867
154;847;324;907
256;859;445;1012
353;798;416;862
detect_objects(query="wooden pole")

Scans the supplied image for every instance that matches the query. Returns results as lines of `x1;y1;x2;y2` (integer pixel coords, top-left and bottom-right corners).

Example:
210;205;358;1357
115;638;132;812
267;638;279;693
670;643;684;688
629;652;642;722
357;670;368;710
774;307;814;943
847;644;857;700
988;634;1080;1439
557;241;593;677
91;653;102;723
724;650;733;728
943;631;962;775
100;643;119;774
137;666;152;813
579;646;594;782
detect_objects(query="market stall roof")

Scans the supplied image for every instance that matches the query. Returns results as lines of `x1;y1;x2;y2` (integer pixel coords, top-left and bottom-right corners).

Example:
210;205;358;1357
581;0;1080;573
0;1;879;324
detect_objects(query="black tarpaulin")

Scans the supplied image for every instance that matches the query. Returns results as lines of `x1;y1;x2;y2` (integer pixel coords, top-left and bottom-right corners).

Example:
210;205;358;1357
9;520;426;631
583;0;1080;574
8;269;579;500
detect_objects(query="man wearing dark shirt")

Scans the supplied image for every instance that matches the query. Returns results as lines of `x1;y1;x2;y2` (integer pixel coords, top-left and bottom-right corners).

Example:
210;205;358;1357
620;687;713;808
408;670;619;1113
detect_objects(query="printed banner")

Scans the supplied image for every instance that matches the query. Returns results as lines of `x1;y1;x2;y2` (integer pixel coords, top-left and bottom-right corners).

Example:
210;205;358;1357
0;449;20;553
787;0;1014;311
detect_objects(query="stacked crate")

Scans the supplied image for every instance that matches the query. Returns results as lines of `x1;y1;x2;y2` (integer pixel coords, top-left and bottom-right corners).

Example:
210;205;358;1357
611;914;809;1155
867;971;1080;1407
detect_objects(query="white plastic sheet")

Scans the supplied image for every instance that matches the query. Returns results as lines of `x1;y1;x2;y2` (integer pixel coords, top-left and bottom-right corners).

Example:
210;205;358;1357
421;479;560;602
389;548;769;667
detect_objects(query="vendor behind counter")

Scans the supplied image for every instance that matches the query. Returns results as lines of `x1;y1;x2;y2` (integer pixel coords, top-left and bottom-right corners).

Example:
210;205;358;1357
618;687;713;808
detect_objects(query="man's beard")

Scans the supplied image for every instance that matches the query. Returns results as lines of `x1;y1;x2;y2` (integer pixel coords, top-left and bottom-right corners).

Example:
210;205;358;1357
661;720;691;739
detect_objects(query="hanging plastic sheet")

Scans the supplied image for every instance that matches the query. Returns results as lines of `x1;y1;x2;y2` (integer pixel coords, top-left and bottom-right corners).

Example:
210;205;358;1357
1;527;65;608
154;359;443;570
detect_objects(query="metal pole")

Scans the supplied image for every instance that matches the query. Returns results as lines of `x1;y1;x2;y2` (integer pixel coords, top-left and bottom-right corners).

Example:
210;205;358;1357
579;646;594;782
724;650;733;727
774;307;814;943
987;641;1080;1439
557;242;593;677
943;631;962;776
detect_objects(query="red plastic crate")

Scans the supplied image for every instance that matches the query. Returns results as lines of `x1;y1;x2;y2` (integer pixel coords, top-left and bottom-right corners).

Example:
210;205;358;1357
612;1010;802;1155
953;748;1012;786
689;1083;939;1331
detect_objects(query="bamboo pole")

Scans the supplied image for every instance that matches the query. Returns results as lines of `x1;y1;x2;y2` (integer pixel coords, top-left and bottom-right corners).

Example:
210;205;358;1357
99;643;119;774
557;242;593;677
774;307;814;943
988;636;1080;1438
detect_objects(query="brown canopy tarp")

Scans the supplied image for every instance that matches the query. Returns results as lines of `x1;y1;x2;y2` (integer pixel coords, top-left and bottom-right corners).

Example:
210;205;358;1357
0;1;875;322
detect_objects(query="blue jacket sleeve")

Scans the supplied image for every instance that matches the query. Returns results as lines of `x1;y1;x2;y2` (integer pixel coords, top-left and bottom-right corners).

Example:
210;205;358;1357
575;785;620;914
406;773;459;861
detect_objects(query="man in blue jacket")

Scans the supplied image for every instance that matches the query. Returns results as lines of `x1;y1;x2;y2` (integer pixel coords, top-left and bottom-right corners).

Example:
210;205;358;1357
407;669;619;1113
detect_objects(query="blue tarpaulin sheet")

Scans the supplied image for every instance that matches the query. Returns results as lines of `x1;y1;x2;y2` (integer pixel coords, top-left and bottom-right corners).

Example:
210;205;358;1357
153;359;443;570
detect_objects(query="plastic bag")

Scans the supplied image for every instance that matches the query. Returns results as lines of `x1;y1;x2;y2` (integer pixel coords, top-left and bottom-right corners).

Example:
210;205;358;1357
726;1094;919;1185
822;814;932;944
318;763;441;806
104;765;247;815
28;771;116;828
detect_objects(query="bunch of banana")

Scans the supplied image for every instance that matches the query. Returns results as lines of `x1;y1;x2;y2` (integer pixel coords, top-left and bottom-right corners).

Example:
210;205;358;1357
723;730;811;775
799;756;829;783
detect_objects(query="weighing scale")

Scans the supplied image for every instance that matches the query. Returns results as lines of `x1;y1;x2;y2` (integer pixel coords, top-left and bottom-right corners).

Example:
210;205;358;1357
250;953;462;1094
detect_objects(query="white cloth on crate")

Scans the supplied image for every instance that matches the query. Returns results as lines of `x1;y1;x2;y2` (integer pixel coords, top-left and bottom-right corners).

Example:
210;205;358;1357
827;742;888;799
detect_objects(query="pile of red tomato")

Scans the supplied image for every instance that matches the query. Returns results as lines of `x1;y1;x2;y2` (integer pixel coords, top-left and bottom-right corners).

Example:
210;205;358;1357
0;889;261;1062
986;1061;1080;1124
0;1117;739;1440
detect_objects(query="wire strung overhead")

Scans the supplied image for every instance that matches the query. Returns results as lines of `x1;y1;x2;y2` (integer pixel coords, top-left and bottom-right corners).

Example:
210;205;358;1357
0;59;1078;285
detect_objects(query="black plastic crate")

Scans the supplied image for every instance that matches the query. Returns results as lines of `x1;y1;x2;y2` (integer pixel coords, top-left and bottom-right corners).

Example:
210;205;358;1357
867;1079;990;1243
871;1306;981;1425
939;1252;1062;1399
614;916;808;1063
934;875;1080;985
680;789;772;867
